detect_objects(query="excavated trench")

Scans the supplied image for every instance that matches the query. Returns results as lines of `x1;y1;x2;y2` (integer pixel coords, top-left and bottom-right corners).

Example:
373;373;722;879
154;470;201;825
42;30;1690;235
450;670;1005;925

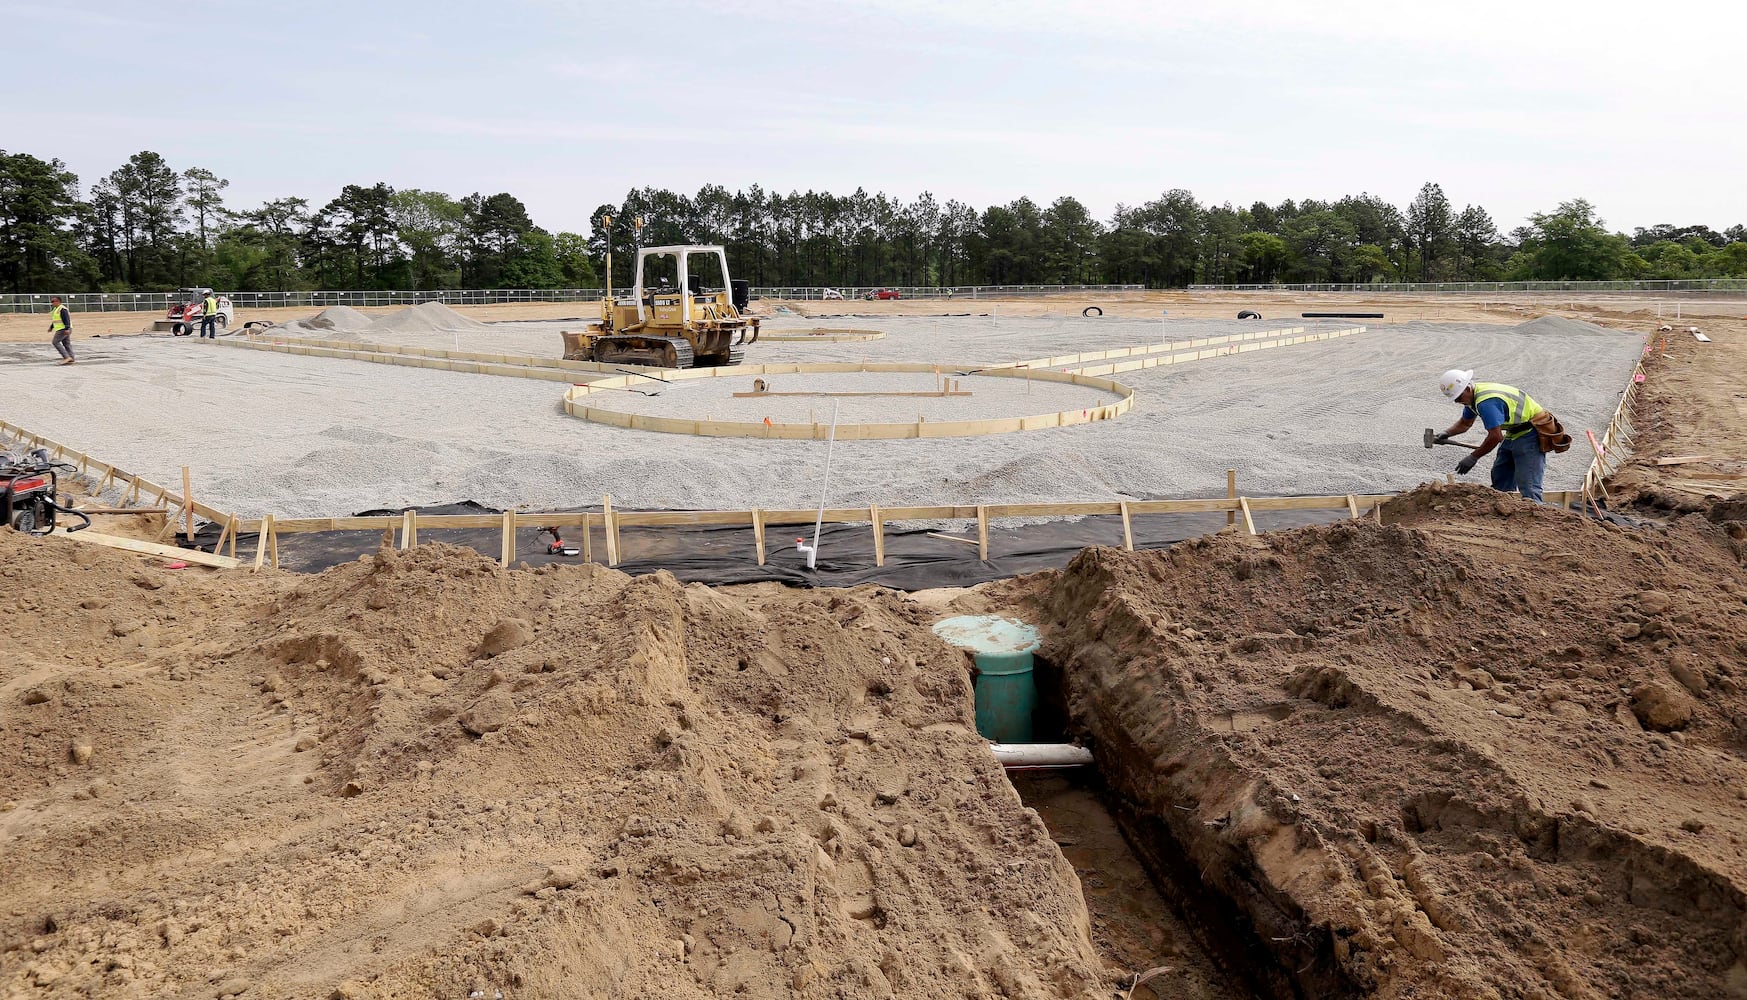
1006;654;1331;1000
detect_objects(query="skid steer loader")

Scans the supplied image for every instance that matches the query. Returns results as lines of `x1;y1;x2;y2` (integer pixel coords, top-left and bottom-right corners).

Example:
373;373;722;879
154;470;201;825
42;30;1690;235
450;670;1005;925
561;244;759;369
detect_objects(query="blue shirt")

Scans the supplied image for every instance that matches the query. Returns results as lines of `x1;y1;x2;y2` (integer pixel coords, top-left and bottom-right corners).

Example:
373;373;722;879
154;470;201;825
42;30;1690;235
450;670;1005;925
1462;397;1509;430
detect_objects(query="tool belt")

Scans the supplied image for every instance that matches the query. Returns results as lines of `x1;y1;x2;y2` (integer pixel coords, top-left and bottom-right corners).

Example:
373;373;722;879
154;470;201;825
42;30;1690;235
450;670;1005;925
1530;411;1572;454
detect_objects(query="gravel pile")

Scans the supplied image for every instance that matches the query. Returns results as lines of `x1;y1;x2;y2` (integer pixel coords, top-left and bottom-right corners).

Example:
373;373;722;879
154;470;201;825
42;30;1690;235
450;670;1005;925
0;319;1644;518
1509;315;1627;337
270;305;372;336
349;301;495;339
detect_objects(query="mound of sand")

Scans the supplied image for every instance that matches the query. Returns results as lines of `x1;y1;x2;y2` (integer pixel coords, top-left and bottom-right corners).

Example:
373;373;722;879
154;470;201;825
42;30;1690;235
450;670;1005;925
0;534;1103;998
1001;482;1747;998
359;301;496;338
1510;314;1621;337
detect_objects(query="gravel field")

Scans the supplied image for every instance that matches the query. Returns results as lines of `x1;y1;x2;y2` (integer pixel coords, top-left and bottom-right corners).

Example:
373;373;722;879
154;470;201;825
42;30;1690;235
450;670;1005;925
0;317;1642;518
302;307;1308;367
587;370;1116;424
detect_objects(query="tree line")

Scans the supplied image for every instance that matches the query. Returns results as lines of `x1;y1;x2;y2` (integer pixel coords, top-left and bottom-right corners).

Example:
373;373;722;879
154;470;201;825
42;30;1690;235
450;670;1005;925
2;148;1744;294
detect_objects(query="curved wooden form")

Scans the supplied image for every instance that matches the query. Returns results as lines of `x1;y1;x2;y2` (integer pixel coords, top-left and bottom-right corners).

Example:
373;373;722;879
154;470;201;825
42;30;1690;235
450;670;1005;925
562;362;1134;440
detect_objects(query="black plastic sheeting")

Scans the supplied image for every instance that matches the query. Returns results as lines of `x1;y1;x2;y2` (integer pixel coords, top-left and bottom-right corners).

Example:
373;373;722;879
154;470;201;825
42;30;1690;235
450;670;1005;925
181;498;1663;590
183;500;1359;590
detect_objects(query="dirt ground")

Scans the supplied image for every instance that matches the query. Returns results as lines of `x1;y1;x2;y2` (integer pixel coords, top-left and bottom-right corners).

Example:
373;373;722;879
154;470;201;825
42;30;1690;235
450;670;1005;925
0;536;1117;999
988;480;1747;999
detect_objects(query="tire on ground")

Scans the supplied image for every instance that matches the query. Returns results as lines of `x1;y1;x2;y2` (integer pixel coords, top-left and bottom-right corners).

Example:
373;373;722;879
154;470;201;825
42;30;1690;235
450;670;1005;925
1082;306;1103;317
1237;310;1262;320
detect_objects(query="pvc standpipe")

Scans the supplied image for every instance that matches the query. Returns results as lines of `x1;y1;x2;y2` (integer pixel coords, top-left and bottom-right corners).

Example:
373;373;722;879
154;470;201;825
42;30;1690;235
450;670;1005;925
989;743;1094;768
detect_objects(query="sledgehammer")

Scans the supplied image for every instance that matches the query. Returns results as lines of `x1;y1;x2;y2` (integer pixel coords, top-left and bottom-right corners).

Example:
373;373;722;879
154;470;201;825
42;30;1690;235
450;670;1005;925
1423;428;1472;450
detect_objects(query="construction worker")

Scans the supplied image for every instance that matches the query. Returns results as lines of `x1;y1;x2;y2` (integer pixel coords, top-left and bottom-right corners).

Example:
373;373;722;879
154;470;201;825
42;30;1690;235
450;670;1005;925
199;291;220;339
47;296;74;365
1435;369;1546;502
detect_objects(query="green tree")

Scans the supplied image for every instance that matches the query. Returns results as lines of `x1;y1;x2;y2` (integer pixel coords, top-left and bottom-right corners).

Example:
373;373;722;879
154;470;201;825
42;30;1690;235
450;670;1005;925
1239;231;1289;283
1405;182;1454;280
1518;199;1631;280
0;151;89;292
106;151;183;286
552;231;598;286
392;189;464;289
1453;205;1499;280
1041;196;1101;284
181;167;228;249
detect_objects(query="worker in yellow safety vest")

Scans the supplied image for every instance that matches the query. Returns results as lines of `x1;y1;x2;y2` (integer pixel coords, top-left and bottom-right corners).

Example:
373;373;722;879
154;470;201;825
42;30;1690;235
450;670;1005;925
47;295;74;365
200;292;220;339
1434;369;1547;502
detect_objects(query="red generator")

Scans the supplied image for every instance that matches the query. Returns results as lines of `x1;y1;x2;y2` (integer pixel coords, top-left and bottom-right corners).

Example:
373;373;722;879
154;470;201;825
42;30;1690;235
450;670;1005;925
1;449;89;534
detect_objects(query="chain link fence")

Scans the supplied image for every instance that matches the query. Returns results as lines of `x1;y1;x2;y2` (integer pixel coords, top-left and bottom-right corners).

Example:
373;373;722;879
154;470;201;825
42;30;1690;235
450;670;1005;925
1188;279;1747;295
0;284;1146;315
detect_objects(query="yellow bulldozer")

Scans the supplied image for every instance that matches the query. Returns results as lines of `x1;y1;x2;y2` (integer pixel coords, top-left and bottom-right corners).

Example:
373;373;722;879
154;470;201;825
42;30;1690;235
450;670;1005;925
562;244;760;368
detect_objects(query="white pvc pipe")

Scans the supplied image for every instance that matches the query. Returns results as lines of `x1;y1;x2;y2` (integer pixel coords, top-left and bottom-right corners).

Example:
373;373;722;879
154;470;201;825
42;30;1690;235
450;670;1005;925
807;401;840;570
990;743;1094;767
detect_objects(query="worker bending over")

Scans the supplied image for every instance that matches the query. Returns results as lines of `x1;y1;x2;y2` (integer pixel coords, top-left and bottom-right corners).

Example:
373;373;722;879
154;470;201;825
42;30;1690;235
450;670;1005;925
1434;369;1569;503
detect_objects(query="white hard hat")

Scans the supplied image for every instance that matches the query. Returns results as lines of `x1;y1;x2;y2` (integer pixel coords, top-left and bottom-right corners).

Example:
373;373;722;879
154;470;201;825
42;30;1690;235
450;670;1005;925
1439;369;1473;402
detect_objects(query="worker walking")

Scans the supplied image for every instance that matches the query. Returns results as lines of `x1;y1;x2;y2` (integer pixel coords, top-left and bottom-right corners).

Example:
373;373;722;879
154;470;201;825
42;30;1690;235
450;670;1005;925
1435;369;1562;503
199;291;220;339
47;296;74;365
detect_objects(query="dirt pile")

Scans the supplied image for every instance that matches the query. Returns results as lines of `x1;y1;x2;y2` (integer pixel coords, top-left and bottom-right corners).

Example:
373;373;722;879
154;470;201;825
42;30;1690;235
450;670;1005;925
998;482;1747;998
0;535;1103;998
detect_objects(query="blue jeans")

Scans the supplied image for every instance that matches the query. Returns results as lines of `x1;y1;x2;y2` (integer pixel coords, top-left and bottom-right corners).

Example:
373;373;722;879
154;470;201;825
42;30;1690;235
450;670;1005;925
1490;433;1545;502
200;316;217;338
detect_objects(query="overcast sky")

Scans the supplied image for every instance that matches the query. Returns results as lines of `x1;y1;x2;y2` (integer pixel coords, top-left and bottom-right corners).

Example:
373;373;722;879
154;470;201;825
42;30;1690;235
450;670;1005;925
5;0;1742;236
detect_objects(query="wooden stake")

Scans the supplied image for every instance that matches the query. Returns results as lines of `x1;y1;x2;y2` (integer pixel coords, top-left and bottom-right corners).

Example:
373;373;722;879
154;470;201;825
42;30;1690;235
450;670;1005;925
1238;497;1257;536
976;505;990;561
213;516;233;556
870;504;885;566
253;514;275;571
1118;500;1134;551
181;466;194;542
500;510;517;567
603;494;620;566
580;514;593;563
1226;470;1237;527
400;510;414;549
269;519;280;568
1345;494;1360;519
752;508;767;565
153;504;183;542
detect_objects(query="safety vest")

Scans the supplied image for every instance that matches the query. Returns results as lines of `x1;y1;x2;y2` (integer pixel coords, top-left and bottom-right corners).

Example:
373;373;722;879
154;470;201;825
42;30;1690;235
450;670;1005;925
203;296;218;315
48;304;67;332
1471;382;1543;440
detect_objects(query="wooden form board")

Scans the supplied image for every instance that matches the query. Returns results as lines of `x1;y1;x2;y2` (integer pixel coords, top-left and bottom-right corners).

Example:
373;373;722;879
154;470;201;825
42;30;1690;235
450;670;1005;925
1583;351;1648;503
565;361;1134;440
1005;326;1306;370
227;332;631;376
1060;327;1366;377
52;528;243;569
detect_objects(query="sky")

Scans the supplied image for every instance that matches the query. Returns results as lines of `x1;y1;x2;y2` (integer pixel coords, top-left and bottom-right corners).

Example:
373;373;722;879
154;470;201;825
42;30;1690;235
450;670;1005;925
4;0;1743;236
